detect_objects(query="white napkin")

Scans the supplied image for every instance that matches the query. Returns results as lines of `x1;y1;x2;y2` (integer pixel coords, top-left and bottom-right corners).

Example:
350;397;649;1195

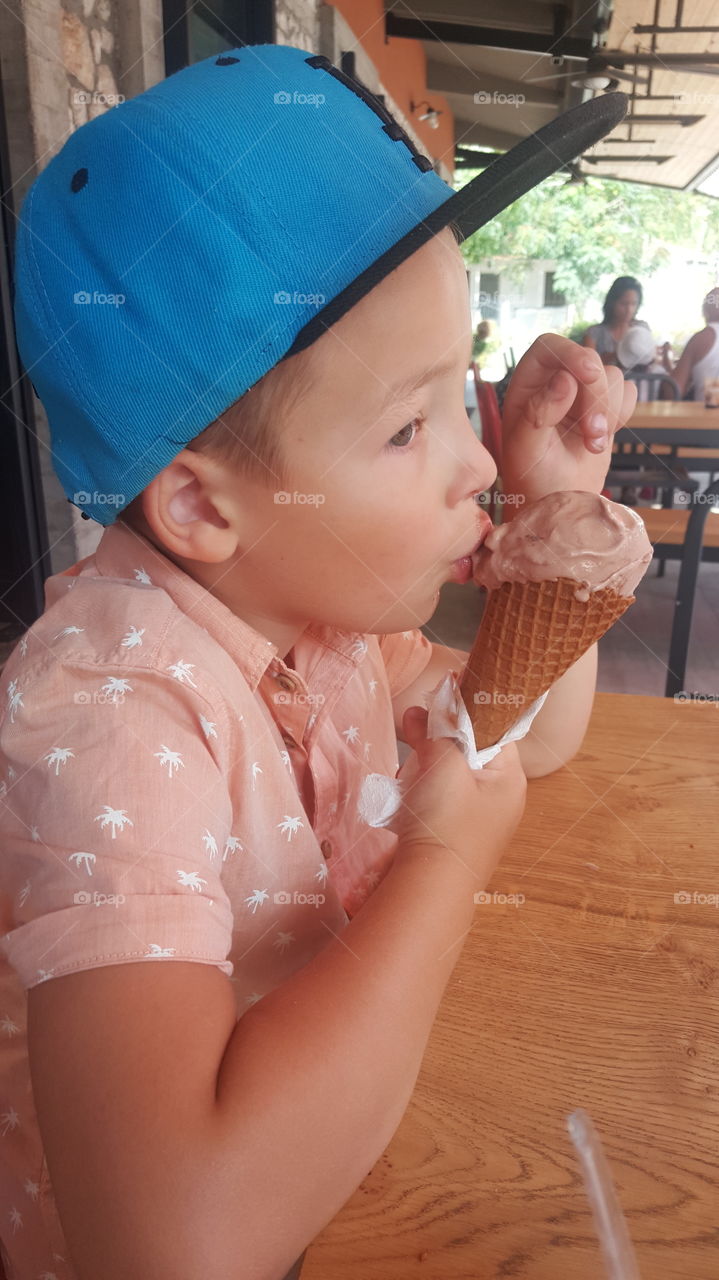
358;671;548;830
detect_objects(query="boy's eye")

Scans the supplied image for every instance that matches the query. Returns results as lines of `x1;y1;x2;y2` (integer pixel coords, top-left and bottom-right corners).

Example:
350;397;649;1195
385;415;424;451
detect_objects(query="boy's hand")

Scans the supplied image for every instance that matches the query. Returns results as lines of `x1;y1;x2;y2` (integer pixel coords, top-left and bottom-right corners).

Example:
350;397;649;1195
500;334;637;512
388;707;527;886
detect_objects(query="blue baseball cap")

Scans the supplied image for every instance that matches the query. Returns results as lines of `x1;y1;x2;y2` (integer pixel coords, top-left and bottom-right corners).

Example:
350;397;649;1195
12;43;627;525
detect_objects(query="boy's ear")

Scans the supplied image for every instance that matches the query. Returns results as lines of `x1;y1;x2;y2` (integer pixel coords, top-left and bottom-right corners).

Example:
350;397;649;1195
139;453;240;564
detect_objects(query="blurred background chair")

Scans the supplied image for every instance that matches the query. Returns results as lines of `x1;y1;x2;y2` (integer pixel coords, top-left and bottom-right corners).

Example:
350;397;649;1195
632;479;719;696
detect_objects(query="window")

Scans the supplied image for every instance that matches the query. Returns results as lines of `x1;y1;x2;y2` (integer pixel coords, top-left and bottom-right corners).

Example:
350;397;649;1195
544;271;567;308
163;1;275;76
478;271;500;320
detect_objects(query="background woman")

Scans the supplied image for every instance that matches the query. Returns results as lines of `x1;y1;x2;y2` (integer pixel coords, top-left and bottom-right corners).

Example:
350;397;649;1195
582;276;650;366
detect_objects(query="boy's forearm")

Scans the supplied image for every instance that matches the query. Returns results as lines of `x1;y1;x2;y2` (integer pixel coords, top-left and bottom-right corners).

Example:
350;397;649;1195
206;845;482;1280
518;642;597;777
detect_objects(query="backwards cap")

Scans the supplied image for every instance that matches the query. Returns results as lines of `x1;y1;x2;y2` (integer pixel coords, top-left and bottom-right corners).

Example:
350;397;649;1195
13;43;627;525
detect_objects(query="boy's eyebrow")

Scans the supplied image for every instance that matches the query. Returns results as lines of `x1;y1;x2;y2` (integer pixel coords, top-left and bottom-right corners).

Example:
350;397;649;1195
374;335;474;416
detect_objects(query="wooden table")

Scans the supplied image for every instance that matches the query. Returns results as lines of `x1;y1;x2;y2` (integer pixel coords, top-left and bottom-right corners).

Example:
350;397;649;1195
302;693;719;1280
616;401;719;451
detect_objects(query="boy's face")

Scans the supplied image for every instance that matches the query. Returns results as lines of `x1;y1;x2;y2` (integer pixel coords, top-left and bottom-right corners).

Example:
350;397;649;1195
138;227;497;656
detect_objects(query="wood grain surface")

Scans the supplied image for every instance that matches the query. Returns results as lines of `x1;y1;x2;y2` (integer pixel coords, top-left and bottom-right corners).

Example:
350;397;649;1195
619;402;719;448
302;692;719;1280
629;403;719;430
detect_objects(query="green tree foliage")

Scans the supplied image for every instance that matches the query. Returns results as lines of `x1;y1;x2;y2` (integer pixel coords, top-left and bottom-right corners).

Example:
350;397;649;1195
458;168;719;305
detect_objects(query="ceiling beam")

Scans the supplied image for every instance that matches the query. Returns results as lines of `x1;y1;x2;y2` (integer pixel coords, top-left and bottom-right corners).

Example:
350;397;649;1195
453;119;533;151
385;13;592;58
583;154;673;164
425;59;558;107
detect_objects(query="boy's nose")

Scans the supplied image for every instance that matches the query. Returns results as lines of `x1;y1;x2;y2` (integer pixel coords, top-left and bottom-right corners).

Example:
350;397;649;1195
460;436;497;503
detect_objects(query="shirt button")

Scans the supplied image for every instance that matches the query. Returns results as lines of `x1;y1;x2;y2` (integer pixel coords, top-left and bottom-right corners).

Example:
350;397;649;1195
320;839;333;860
274;672;297;692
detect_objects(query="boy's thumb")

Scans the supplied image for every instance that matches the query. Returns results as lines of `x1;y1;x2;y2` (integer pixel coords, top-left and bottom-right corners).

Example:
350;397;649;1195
402;705;429;749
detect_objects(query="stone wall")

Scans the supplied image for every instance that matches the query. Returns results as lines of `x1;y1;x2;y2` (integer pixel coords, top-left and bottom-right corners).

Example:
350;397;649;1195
274;0;319;53
0;0;164;573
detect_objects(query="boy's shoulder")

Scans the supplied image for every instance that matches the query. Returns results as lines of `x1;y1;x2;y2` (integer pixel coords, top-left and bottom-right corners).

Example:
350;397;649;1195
1;559;242;728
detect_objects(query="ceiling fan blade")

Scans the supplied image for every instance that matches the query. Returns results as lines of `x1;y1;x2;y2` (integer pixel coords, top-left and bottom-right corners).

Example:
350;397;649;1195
672;63;719;77
525;69;585;83
605;67;650;86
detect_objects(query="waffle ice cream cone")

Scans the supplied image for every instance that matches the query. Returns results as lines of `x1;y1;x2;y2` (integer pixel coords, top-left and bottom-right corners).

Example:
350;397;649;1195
459;577;634;750
459;491;653;751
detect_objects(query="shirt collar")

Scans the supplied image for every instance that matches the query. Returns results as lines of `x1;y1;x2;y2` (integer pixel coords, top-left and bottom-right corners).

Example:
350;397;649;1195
92;521;366;690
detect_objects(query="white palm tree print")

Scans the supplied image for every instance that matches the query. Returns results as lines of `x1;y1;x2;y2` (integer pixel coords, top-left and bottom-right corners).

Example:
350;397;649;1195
53;625;84;640
69;851;96;876
368;678;378;696
9;1206;22;1232
134;567;152;584
245;889;269;914
0;1106;19;1136
223;835;242;862
121;625;145;648
274;931;295;952
176;870;207;891
0;1015;19;1036
277;815;304;841
18;880;30;908
94;806;134;838
166;659;198;687
155;745;184;778
316;862;329;886
19;635;28;657
202;830;219;860
200;714;217;740
349;637;368;661
279;749;292;772
6;679;24;723
251;762;263;791
101;676;133;701
146;943;176;957
44;746;75;775
342;725;360;745
23;1177;39;1201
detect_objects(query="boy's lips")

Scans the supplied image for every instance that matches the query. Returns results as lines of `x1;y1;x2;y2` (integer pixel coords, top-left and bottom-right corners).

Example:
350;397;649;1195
448;513;494;584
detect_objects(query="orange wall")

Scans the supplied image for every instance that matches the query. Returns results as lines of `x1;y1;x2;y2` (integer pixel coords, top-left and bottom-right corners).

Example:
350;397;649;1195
330;0;455;174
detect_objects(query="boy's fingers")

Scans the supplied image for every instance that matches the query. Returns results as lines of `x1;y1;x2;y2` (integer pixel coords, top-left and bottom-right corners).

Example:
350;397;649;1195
402;706;428;750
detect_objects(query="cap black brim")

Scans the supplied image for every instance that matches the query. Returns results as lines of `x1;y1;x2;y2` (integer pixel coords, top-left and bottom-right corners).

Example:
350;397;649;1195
286;92;628;358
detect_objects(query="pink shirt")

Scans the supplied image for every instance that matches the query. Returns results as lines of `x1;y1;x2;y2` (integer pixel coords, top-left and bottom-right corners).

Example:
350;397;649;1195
0;520;432;1278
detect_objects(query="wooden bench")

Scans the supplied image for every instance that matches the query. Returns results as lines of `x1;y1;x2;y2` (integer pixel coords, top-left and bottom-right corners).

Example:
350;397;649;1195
637;505;719;550
631;490;719;696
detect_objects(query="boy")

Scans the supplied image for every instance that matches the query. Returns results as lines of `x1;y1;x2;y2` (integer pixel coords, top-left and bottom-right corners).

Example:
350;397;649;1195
0;45;634;1279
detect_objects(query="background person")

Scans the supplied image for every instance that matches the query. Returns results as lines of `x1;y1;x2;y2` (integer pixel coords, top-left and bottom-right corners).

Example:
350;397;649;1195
666;288;719;400
582;276;650;366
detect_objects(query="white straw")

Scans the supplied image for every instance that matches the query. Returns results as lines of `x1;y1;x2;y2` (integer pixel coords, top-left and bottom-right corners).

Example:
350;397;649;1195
567;1109;641;1280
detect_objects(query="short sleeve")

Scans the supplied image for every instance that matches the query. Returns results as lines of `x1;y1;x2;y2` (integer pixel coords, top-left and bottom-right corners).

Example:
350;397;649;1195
378;628;433;698
0;659;235;990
